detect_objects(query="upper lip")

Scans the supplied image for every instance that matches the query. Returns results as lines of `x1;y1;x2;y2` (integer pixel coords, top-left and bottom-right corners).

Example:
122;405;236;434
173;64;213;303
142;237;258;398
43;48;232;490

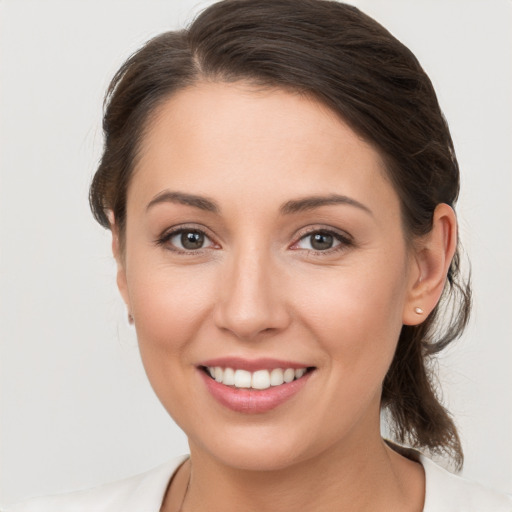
198;357;314;372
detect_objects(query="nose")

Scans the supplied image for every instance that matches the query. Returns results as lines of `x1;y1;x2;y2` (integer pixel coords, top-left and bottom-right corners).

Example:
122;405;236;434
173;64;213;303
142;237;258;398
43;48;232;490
213;248;291;341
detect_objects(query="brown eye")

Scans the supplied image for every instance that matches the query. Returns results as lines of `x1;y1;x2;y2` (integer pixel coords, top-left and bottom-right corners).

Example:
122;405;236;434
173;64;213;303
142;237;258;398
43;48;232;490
310;232;334;250
296;231;341;251
180;231;205;250
160;228;215;252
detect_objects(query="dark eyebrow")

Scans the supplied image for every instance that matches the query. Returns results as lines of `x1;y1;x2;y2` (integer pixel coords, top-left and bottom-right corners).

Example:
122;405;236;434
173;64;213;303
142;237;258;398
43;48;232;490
146;191;371;217
280;194;373;216
146;191;220;213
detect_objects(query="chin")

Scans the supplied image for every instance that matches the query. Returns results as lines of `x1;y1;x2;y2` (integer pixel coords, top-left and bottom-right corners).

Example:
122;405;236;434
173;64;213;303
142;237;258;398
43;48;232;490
188;421;332;473
209;444;307;472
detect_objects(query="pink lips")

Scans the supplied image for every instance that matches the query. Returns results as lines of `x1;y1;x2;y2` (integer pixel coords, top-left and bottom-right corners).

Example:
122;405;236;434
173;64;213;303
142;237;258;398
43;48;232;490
198;357;314;414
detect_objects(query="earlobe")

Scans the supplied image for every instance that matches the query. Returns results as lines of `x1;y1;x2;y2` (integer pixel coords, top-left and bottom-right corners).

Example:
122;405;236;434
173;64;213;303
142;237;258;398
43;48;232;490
403;203;457;326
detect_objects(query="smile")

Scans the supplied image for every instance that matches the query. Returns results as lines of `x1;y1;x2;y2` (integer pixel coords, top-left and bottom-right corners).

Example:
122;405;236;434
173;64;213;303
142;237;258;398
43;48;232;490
198;359;316;414
205;366;310;390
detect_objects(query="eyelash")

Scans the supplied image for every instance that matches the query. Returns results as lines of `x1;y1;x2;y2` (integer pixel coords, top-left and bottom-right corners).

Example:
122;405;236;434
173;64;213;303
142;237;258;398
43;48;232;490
292;227;353;255
155;225;217;254
155;225;353;256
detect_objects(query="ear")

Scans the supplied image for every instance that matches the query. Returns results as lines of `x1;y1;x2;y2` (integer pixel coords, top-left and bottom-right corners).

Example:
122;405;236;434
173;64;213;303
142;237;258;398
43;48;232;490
403;203;457;325
107;210;131;312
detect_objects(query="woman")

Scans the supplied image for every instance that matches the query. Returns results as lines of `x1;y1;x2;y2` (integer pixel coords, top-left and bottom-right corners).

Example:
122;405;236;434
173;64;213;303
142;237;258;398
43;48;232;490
5;0;511;510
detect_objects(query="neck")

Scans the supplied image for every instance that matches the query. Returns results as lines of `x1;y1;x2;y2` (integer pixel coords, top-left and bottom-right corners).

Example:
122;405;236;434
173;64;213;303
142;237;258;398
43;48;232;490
179;434;424;512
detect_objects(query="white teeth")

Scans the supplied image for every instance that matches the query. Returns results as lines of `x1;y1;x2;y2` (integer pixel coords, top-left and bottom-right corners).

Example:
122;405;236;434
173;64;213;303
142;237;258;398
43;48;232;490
270;368;284;386
295;368;306;379
283;368;295;383
234;369;252;388
223;367;235;386
206;366;309;389
252;370;271;390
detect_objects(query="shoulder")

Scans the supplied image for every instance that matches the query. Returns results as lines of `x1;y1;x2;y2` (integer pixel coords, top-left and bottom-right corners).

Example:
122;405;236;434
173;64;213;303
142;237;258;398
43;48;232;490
421;455;512;512
3;456;187;512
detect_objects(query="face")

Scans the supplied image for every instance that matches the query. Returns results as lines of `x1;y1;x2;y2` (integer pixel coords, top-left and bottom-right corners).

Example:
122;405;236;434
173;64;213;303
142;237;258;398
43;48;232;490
117;81;418;471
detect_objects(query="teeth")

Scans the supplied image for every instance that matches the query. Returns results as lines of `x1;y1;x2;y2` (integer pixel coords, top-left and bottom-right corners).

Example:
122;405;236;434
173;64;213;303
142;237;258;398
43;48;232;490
251;370;270;390
223;367;235;386
270;368;284;386
207;366;309;389
234;369;252;388
283;368;295;383
295;368;306;379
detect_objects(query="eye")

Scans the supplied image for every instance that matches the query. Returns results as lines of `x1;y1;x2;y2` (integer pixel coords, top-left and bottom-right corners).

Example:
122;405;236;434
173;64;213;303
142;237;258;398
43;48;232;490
156;227;216;252
292;229;352;253
297;231;340;251
173;230;207;250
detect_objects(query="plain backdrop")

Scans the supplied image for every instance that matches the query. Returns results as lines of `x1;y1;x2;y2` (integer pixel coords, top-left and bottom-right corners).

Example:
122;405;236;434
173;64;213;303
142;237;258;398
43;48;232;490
1;0;511;505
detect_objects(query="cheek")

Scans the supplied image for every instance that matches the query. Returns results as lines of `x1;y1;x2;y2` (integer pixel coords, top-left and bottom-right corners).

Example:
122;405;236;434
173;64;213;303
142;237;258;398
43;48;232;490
127;260;216;364
125;263;220;422
286;260;408;436
290;255;408;372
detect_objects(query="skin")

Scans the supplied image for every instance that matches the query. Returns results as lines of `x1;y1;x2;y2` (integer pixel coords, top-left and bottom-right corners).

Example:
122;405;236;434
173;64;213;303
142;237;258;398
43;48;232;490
113;81;457;511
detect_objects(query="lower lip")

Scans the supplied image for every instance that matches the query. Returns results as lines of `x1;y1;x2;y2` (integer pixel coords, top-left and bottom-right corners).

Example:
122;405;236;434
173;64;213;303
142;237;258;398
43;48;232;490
199;369;314;414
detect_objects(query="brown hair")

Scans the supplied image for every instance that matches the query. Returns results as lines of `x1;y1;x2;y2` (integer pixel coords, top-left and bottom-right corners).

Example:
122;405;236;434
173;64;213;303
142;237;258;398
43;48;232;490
90;0;471;467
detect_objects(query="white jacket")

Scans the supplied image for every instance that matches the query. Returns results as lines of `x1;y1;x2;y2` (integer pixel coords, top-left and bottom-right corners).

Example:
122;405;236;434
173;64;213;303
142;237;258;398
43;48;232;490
4;455;512;511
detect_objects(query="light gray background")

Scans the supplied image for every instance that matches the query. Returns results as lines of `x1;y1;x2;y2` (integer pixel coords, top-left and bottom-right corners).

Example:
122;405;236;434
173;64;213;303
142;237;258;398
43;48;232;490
1;0;511;505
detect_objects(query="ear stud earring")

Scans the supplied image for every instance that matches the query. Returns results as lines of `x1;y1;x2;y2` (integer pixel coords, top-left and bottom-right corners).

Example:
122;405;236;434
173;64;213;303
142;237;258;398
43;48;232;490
414;307;424;315
128;313;134;324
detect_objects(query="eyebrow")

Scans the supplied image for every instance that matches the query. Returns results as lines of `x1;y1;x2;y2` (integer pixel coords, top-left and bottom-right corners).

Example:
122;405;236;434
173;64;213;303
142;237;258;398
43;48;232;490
146;191;220;213
146;190;372;217
280;194;373;216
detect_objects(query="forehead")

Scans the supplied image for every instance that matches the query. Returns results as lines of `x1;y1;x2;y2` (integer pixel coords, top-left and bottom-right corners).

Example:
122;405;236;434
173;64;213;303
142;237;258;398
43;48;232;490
129;81;399;219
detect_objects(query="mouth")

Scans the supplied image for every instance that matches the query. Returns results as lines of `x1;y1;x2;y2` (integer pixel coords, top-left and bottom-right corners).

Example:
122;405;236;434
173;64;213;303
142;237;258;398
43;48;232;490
197;359;317;414
201;365;315;390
